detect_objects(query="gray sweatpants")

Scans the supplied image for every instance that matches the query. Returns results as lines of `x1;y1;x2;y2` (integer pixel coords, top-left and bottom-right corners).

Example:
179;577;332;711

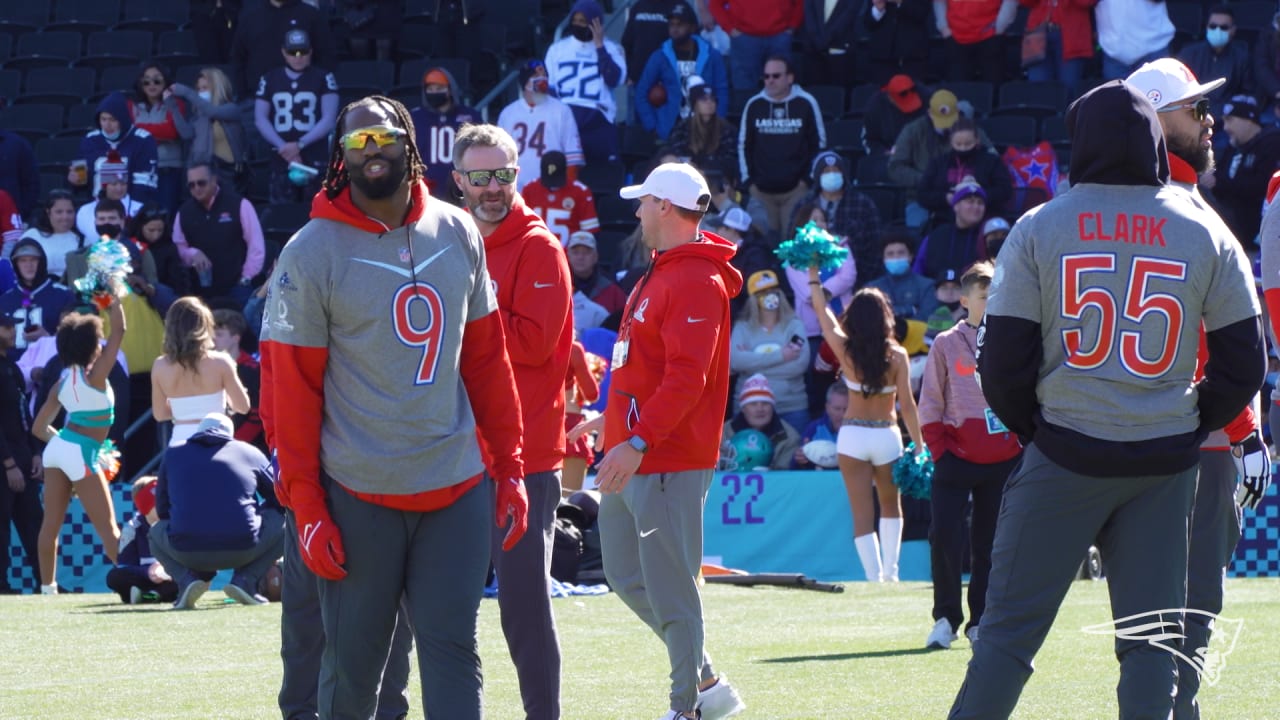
599;469;717;714
279;511;413;720
949;443;1197;720
318;476;490;720
1174;450;1243;720
490;470;563;720
150;509;286;587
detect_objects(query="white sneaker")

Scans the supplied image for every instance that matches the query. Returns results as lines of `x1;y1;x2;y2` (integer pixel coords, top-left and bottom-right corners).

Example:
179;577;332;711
40;584;57;595
966;626;979;645
926;618;956;650
697;675;746;720
129;586;143;605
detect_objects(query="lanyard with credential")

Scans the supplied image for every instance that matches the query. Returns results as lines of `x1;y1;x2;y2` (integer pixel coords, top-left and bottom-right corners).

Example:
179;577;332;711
613;257;657;370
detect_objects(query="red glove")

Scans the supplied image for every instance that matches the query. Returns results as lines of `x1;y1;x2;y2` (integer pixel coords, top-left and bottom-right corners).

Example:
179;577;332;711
496;476;529;551
293;497;347;581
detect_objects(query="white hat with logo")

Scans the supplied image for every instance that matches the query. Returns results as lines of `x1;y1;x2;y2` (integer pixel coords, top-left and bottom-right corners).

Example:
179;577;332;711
1126;58;1226;111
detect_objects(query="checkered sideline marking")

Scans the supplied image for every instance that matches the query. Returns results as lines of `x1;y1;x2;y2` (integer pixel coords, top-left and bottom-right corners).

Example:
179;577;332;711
6;484;134;593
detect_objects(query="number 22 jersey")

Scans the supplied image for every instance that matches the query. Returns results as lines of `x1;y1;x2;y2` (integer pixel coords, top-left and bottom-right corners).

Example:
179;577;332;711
255;66;339;168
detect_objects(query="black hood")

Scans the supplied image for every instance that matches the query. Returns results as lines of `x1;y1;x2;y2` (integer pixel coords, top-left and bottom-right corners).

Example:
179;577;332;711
10;237;52;290
1066;80;1169;187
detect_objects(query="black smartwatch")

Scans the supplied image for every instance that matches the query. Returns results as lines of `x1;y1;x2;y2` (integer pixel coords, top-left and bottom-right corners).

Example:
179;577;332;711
627;436;649;454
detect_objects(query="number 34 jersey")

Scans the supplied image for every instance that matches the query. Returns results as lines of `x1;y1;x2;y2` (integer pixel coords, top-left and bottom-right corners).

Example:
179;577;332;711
497;95;584;192
986;183;1259;442
256;66;339;166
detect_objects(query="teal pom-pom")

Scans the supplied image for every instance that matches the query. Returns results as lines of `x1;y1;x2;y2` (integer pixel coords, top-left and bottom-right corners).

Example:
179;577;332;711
892;443;934;500
774;221;848;273
73;239;134;302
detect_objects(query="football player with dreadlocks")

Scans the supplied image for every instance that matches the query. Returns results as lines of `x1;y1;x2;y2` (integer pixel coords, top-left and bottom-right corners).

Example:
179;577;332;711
260;95;529;720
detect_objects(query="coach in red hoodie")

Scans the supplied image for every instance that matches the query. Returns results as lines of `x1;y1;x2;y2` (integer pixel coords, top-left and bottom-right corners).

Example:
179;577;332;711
451;123;574;720
578;163;746;720
260;96;528;720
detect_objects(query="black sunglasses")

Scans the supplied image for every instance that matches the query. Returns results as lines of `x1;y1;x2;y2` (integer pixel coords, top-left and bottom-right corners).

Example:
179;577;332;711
187;179;210;189
1161;97;1212;122
762;72;784;80
141;77;165;86
1207;23;1232;30
459;168;518;187
286;49;310;57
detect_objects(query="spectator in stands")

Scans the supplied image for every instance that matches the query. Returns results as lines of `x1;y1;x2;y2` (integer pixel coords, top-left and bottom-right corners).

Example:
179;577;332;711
0;241;74;361
522;151;600;246
708;0;803;92
1179;7;1254;129
716;207;779;315
913;179;988;282
0;130;39;220
867;231;937;322
730;271;810;431
254;29;340;205
230;0;334;98
981;216;1010;259
721;373;802;470
74;155;145;242
862;0;931;85
338;0;401;62
130;64;192;214
935;0;1016;84
546;1;628;165
152;297;251;449
1253;14;1280;123
568;232;628;316
151;412;285;608
0;190;21;259
667;76;740;183
170;68;248;196
497;60;585;192
622;0;677;86
71;93;160;206
792;151;883;285
410;67;480;203
0;309;41;593
212;309;265;452
888;89;990;229
925;267;965;337
130;205;189;297
797;0;859;87
740;56;827;240
106;476;179;604
1096;0;1174;79
191;0;241;64
173;163;266;305
66;199;159;291
1020;0;1096;102
862;74;926;157
19;190;81;281
1212;95;1280;244
918;118;1012;223
791;381;846;470
635;2;730;140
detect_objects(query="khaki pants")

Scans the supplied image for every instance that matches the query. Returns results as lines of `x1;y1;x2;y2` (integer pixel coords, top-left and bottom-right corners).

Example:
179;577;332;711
749;182;809;241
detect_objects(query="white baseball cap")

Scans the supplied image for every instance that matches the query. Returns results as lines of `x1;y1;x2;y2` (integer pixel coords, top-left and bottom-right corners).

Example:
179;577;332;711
620;162;711;212
1125;58;1225;111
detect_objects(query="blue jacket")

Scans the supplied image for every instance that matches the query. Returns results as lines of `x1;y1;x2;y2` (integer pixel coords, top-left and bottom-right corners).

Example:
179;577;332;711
0;239;74;360
157;426;279;552
634;37;729;139
77;93;159;205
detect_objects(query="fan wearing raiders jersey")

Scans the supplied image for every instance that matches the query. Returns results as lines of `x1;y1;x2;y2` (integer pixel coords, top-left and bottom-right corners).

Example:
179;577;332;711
949;80;1264;720
254;29;339;205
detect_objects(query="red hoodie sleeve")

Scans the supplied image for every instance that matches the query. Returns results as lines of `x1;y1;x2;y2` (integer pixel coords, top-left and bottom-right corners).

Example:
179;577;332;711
460;311;525;482
259;338;328;510
631;270;726;449
502;236;572;367
570;342;601;404
1266;288;1280;357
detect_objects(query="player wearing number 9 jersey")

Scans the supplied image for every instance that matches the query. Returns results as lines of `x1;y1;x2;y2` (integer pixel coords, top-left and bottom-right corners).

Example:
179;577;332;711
949;81;1264;720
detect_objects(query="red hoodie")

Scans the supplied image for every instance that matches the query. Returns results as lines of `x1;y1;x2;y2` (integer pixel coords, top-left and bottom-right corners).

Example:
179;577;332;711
260;181;525;513
708;0;803;37
481;195;574;474
603;231;743;472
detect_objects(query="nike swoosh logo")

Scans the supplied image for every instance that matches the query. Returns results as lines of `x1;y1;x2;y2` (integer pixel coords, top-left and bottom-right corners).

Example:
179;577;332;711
300;521;322;556
351;246;452;278
533;281;555;288
687;317;706;323
640;528;659;538
954;359;976;377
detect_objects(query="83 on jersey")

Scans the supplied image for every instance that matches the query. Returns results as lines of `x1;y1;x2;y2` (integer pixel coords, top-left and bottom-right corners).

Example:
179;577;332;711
1060;252;1187;378
257;69;338;138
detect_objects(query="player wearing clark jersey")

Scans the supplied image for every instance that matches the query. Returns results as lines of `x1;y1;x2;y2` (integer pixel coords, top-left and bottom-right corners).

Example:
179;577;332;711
497;61;584;192
950;81;1264;720
254;29;339;205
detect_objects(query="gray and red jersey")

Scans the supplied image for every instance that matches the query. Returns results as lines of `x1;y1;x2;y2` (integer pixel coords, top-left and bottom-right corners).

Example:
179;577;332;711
988;183;1259;442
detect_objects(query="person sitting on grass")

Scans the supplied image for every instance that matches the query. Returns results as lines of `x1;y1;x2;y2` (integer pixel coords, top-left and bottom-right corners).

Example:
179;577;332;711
106;475;179;605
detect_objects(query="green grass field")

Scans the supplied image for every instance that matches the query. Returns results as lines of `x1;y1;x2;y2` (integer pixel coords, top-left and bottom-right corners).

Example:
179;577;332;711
3;578;1277;719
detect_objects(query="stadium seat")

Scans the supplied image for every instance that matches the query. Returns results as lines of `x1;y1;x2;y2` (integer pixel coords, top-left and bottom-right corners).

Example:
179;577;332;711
730;88;755;117
846;82;878;117
994;80;1067;118
595;193;636;227
41;171;66;198
259;202;311;243
982;115;1038;150
157;30;196;57
826;117;865;158
117;0;187;33
0;2;51;26
0;35;11;61
98;64;140;94
578;161;626;195
620;124;658;168
0;103;64;141
855;184;902;224
335;60;396;96
942;80;994;118
1040;115;1069;149
6;31;84;70
18;66;96;108
35;135;82;171
52;0;120;27
855;152;890;185
1168;2;1202;44
62;102;101;135
0;69;19;103
595;228;628;274
807;84;846;121
87;29;153;60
